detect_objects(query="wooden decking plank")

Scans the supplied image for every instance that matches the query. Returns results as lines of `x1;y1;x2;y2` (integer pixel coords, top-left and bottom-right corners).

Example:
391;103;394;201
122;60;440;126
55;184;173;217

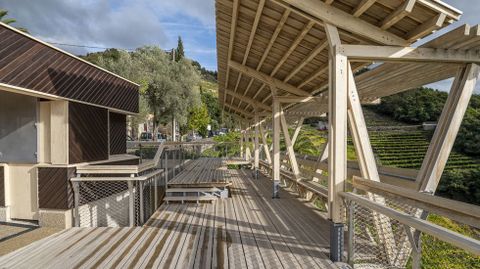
137;204;192;268
230;173;266;269
107;203;183;268
92;227;145;268
185;201;210;269
34;228;110;269
211;199;229;269
232;172;283;269
193;202;216;269
76;227;134;268
153;204;200;268
0;228;80;267
0;228;72;265
171;203;208;269
246;171;334;268
232;172;302;269
125;203;188;268
236;171;323;268
10;228;97;268
49;228;117;268
224;182;248;269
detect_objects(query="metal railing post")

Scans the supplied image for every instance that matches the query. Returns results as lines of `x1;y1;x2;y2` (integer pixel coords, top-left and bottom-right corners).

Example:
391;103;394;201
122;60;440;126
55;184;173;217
154;174;158;209
128;176;134;227
73;181;80;227
165;150;169;183
347;201;355;266
139;143;143;164
139;181;144;224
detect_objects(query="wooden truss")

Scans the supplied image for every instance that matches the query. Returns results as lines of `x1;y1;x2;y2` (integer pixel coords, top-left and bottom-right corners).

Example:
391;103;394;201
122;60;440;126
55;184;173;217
216;0;478;264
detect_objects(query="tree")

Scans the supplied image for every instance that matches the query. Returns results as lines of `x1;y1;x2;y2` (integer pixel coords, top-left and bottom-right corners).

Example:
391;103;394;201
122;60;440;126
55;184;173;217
84;46;201;140
0;9;28;33
175;36;185;62
188;104;211;137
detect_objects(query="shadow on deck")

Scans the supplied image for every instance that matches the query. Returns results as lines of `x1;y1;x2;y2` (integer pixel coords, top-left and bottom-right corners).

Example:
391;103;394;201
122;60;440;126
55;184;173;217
0;168;336;268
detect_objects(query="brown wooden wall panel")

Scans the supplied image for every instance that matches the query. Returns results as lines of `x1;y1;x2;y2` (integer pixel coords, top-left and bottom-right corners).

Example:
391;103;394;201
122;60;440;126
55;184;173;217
109;112;127;155
38;167;75;210
0;167;4;207
69;102;108;164
0;26;138;113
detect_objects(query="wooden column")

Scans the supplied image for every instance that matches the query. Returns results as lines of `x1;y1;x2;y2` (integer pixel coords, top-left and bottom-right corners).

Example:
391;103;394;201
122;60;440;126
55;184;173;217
254;110;260;179
326;24;348;223
326;23;347;262
417;64;480;193
272;98;281;198
240;128;244;159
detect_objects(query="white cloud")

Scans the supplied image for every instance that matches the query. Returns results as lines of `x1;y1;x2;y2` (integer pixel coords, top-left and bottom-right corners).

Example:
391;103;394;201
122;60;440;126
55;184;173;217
0;0;168;54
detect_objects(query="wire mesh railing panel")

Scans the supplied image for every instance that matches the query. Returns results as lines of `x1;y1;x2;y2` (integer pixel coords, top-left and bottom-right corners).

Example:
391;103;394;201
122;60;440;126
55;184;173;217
418;216;480;269
77;181;130;227
345;193;480;269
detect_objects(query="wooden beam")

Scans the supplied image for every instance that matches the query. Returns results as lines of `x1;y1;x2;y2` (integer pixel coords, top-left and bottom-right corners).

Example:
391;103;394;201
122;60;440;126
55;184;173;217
406;13;446;42
253;20;316;106
340;192;480;256
325;0;334;4
285;41;328;82
417;64;480;193
340;44;480;63
380;0;416;30
347;62;397;263
280;110;301;179
226;90;271;111
254;110;260;175
291;117;304;146
346;63;380;182
224;103;253;118
352;176;480;229
229;60;310;96
275;0;408;46
298;66;329;88
231;0;266;107
222;0;240;110
274;96;325;103
259;122;272;164
353;0;377;17
242;9;290;105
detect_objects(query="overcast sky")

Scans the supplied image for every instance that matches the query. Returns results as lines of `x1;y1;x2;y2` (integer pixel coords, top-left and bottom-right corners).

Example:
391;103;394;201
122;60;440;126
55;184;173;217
0;0;479;92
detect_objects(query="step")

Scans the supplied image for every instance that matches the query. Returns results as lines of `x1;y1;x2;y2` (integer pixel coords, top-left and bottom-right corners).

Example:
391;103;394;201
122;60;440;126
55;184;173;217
164;196;216;203
166;187;221;193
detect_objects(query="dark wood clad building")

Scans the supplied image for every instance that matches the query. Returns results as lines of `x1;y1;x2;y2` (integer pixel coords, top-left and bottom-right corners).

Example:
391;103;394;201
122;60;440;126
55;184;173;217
0;22;140;227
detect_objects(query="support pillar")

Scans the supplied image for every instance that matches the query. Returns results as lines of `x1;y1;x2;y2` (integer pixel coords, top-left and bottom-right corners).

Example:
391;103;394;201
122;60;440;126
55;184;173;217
272;98;281;198
254;110;260;179
326;23;347;262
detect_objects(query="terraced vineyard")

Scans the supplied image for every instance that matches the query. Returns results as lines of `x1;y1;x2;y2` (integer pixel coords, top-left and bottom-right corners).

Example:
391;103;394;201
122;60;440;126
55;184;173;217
361;107;480;171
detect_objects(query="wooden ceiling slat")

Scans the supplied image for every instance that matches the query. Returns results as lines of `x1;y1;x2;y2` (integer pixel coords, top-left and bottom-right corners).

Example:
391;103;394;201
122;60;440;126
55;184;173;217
216;0;462;118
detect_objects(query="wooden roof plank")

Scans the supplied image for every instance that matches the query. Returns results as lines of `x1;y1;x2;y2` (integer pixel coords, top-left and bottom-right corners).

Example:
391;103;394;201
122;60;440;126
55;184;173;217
275;0;409;46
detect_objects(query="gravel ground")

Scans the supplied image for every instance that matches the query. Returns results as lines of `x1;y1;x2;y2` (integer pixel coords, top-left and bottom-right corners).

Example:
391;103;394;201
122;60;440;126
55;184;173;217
0;223;62;256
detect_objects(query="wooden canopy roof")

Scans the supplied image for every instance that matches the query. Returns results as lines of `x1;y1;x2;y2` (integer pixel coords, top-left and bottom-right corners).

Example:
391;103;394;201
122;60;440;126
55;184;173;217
0;22;139;114
216;0;463;119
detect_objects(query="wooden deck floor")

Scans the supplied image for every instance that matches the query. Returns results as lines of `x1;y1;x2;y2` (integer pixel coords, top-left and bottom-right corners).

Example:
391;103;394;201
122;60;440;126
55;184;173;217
0;169;336;269
168;158;232;187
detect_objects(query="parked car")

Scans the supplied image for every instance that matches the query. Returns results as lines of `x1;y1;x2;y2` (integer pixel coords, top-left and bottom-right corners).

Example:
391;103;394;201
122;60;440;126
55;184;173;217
139;132;153;141
186;133;202;142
